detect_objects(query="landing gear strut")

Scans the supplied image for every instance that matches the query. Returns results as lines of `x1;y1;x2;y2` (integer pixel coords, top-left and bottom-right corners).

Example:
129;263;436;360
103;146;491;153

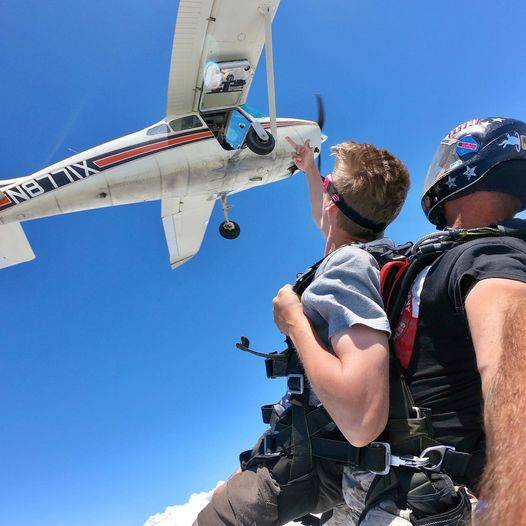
219;193;240;240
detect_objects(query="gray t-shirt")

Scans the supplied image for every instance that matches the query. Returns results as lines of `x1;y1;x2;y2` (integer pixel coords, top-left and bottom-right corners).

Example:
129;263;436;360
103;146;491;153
297;241;393;504
280;239;392;408
302;240;392;347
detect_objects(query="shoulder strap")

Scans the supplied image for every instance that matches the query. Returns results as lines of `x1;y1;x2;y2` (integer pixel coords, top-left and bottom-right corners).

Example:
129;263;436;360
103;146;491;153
293;258;323;296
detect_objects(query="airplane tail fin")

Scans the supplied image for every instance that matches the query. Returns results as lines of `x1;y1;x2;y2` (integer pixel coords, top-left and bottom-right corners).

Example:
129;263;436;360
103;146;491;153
0;222;35;269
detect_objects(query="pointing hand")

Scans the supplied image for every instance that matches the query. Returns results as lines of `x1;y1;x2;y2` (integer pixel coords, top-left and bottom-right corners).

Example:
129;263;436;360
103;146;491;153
285;136;315;173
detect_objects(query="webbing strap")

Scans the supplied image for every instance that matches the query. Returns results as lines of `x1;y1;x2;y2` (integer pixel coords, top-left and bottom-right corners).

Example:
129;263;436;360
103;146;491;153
289;398;313;479
272;405;334;435
387;358;417;421
264;426;390;473
310;438;388;472
441;448;485;484
384;253;440;423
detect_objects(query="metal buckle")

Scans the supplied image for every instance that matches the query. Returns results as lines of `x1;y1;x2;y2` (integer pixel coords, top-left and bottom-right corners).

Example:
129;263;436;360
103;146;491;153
412;406;424;419
421;445;456;472
391;453;431;470
262;430;280;456
367;442;456;476
287;373;304;395
369;442;392;475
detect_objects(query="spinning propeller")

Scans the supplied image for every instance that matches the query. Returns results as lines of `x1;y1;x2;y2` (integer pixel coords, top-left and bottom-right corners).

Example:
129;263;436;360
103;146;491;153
315;94;326;171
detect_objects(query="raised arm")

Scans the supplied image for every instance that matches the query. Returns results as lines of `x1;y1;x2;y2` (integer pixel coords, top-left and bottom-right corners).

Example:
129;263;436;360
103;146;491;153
465;278;526;524
286;136;324;228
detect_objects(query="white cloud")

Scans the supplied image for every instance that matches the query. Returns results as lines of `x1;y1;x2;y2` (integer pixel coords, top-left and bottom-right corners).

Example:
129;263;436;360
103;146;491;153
142;482;223;526
142;482;303;526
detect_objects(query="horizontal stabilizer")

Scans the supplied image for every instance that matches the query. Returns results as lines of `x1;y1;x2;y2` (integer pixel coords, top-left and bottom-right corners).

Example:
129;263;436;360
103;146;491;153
0;222;35;269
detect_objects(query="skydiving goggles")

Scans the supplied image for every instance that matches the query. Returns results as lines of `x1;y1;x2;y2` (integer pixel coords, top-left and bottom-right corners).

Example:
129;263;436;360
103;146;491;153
321;174;387;234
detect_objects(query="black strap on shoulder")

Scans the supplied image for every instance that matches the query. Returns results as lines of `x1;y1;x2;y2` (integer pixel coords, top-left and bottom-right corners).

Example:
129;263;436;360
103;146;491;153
381;252;440;422
292;258;324;295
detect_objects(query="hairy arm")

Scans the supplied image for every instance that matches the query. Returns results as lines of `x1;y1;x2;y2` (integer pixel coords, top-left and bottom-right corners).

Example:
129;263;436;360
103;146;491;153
273;285;389;447
465;279;526;524
286;137;324;228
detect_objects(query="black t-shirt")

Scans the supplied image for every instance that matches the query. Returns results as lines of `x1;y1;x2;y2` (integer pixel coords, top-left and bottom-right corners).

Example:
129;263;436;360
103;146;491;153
397;233;526;457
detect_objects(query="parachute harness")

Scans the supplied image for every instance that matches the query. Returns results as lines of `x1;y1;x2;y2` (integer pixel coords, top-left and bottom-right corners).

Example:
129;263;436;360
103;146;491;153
235;226;524;524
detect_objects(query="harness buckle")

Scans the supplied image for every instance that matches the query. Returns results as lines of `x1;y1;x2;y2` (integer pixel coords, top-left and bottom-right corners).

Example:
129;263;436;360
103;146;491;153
391;453;431;470
262;430;281;456
412;406;424;419
287;373;304;395
367;442;457;476
369;442;392;475
421;445;456;472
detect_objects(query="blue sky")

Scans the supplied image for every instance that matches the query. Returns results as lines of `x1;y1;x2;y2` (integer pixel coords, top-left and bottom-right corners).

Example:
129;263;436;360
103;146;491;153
1;1;526;525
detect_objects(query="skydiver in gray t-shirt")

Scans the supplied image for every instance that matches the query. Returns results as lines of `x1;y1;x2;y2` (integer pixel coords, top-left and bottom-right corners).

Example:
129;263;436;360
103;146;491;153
196;138;410;526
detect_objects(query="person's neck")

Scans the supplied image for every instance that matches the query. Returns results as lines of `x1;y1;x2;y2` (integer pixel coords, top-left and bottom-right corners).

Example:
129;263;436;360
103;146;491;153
324;231;370;256
445;191;520;229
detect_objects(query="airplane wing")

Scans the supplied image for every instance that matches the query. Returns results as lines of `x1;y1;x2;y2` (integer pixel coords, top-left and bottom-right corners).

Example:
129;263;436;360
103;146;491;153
166;0;280;117
0;221;35;269
161;195;216;268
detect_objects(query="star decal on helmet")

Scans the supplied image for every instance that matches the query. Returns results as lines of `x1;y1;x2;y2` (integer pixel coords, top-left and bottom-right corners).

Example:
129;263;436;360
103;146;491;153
463;166;477;180
446;176;457;189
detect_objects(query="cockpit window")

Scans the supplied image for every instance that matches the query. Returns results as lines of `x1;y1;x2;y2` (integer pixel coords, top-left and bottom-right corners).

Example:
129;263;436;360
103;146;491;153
147;124;171;136
240;104;266;119
169;115;203;132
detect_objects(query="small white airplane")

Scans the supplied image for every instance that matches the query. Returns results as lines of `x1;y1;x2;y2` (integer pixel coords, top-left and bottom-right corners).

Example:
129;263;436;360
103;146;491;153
0;0;323;270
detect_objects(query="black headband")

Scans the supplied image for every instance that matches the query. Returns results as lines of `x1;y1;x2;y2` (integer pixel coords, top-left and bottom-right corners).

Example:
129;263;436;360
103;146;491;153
322;175;387;234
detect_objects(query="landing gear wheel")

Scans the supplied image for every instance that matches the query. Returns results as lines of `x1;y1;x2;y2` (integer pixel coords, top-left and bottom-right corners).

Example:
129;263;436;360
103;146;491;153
245;128;275;156
219;220;241;239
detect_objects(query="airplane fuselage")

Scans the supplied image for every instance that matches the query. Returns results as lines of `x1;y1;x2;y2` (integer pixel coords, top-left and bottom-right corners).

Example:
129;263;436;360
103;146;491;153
0;113;319;226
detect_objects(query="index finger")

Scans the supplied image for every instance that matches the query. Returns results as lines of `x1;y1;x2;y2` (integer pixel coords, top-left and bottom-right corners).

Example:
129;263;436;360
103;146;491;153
285;136;299;150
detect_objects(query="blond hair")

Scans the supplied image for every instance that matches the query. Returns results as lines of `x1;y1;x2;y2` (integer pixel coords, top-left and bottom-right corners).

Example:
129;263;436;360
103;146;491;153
330;141;410;239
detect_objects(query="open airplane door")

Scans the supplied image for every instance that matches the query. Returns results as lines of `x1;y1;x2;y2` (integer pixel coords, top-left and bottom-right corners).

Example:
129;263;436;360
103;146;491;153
0;222;35;269
166;0;280;117
161;195;216;269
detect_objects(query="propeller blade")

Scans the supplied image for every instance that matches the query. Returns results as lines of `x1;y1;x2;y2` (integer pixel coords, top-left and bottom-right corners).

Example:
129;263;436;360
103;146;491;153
316;94;325;131
315;95;325;171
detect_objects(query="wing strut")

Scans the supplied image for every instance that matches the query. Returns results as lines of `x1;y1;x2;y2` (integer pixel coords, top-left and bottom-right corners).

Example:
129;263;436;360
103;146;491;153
261;3;278;140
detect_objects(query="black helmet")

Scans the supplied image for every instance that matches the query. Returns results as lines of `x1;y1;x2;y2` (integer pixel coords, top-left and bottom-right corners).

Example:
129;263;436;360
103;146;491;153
422;117;526;226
